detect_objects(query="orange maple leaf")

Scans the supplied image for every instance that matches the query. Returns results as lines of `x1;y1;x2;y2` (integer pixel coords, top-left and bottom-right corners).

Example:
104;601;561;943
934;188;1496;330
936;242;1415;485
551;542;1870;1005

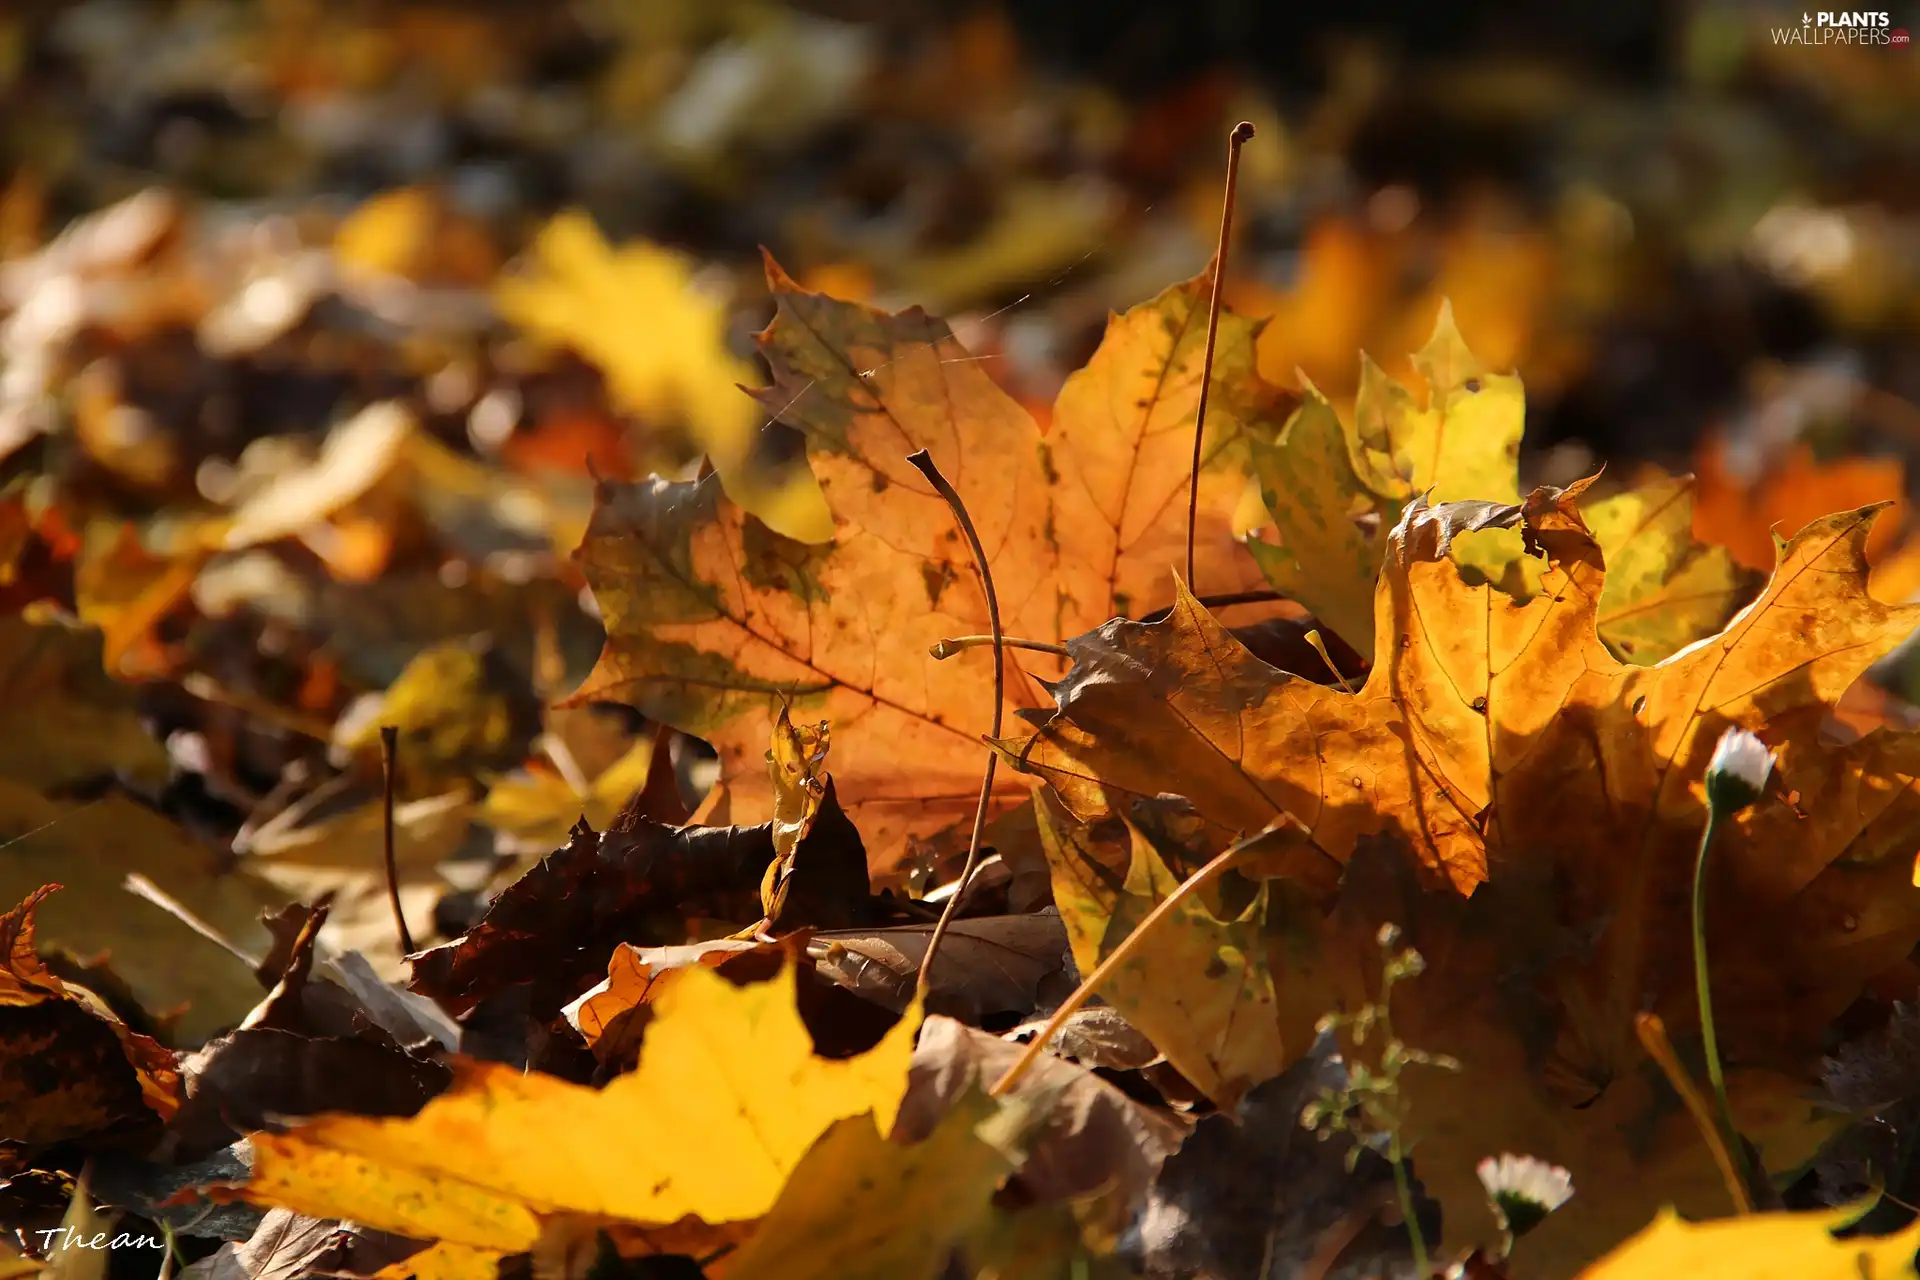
567;256;1283;871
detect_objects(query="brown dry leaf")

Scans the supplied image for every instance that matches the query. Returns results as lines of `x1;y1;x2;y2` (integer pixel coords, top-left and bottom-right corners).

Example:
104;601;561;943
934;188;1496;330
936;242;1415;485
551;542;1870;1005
1015;490;1920;1268
806;913;1076;1023
0;886;181;1150
567;260;1281;873
897;1015;1186;1212
225;961;922;1249
407;814;798;1019
1034;794;1288;1107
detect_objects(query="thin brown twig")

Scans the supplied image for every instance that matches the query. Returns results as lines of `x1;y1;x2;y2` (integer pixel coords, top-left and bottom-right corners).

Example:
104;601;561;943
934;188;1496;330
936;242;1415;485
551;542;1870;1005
379;725;416;956
1184;120;1256;591
930;634;1069;661
990;836;1257;1096
909;449;1003;998
1634;1012;1754;1213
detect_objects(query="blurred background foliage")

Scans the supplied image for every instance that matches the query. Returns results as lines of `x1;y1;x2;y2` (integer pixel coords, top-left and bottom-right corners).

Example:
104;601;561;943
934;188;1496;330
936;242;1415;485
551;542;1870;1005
0;0;1918;983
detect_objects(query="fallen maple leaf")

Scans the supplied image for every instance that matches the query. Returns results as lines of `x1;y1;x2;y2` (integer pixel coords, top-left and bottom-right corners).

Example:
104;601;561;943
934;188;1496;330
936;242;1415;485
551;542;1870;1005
567;260;1282;871
1248;309;1749;663
720;1090;1019;1280
1014;488;1920;1268
1576;1203;1920;1278
227;961;921;1248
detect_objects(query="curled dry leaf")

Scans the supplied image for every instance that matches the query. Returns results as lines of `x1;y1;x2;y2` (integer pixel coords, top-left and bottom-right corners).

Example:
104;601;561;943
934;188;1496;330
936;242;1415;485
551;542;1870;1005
898;1015;1186;1212
407;814;795;1018
171;1028;451;1159
0;886;181;1151
806;912;1077;1023
566;259;1284;875
1005;1004;1162;1072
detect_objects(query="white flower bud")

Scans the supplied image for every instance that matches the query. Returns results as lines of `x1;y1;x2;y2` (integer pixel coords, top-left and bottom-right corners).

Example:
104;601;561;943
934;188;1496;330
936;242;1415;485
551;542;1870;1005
1705;727;1773;813
1476;1152;1574;1238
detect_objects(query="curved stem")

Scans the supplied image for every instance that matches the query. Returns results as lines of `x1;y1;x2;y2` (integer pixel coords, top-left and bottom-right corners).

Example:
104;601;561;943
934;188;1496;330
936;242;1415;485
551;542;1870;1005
379;725;416;956
908;450;1003;999
1693;809;1754;1200
1185;121;1255;590
930;635;1069;661
990;838;1254;1096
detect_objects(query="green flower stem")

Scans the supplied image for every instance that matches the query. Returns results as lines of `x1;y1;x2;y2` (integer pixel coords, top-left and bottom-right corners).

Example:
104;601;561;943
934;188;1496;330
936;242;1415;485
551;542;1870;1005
1692;807;1755;1202
1389;1135;1429;1276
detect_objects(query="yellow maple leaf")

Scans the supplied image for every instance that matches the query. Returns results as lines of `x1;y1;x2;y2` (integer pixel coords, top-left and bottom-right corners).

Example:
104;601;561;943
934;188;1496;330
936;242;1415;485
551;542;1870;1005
723;1090;1019;1280
1576;1204;1920;1278
231;962;921;1247
495;212;832;544
1250;311;1748;665
566;260;1278;871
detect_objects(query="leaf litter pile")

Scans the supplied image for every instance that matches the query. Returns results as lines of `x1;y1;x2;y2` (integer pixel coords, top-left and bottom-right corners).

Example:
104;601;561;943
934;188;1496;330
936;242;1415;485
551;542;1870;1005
5;108;1920;1280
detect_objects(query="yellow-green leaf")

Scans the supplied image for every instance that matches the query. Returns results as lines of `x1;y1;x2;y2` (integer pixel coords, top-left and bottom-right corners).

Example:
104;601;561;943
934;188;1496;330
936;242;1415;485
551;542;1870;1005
1584;474;1760;664
1246;383;1384;657
1036;793;1285;1106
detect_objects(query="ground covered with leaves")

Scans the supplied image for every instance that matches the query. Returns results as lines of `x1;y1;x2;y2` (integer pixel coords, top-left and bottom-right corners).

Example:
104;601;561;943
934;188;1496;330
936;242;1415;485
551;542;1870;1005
3;3;1920;1279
